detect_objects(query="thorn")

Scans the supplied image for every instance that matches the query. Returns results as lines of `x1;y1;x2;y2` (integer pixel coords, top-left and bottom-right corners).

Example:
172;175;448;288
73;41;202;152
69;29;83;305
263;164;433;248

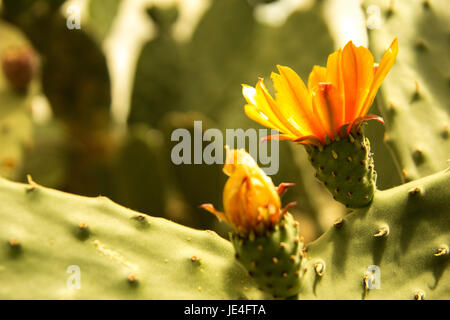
374;226;389;238
434;247;448;257
279;242;286;249
26;174;37;191
314;262;325;276
388;101;396;113
408;187;422;195
415;39;427;51
414;290;425;300
333;218;343;228
257;244;263;251
331;171;336;177
331;150;338;159
9;238;20;247
422;0;430;9
79;222;88;229
128;274;138;284
282;272;288;278
412;80;421;101
348;134;355;143
401;169;408;180
442;125;449;139
347;156;353;162
191;256;202;264
272;257;279;264
289;255;296;263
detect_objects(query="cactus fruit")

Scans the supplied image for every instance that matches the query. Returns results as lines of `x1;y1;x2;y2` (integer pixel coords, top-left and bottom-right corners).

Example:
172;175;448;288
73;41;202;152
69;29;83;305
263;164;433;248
363;0;450;182
305;127;376;208
231;213;305;299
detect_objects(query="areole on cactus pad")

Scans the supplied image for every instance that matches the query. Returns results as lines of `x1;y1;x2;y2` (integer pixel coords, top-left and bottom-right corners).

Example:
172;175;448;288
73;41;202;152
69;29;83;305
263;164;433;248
242;39;398;208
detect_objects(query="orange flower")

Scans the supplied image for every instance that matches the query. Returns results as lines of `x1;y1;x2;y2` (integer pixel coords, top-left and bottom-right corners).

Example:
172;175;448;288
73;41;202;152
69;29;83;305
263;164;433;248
242;39;398;145
200;148;295;234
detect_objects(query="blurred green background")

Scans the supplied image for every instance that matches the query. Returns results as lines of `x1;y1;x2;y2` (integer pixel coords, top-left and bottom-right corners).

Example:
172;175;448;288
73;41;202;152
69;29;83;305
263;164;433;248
0;0;404;243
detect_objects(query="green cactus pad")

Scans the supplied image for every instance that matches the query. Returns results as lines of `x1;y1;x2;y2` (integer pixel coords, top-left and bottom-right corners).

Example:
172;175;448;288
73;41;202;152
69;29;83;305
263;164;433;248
0;177;267;299
231;213;305;298
363;0;450;182
305;129;376;208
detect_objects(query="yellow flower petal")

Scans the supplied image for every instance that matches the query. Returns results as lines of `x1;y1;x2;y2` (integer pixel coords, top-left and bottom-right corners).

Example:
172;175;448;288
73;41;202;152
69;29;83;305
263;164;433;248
342;41;374;123
359;38;398;117
271;65;322;137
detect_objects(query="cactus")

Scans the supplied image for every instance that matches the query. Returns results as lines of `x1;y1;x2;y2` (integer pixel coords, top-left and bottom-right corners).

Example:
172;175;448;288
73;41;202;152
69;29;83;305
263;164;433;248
0;167;448;299
299;169;449;299
363;0;450;182
0;175;267;300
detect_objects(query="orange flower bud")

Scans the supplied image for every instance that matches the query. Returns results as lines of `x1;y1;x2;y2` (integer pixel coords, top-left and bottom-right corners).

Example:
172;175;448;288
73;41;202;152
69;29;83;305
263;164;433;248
201;148;288;234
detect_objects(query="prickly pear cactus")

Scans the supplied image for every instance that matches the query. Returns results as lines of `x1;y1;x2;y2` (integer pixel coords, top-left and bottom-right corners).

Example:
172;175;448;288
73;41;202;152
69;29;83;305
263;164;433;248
0;176;268;300
0;169;448;299
300;169;449;299
363;0;450;182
